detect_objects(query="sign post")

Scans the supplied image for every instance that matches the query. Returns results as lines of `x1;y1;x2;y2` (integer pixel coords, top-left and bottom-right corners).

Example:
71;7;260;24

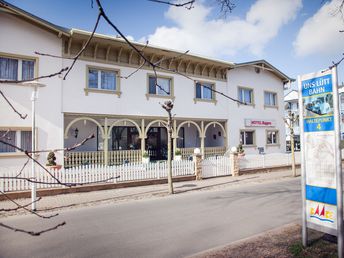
298;66;343;256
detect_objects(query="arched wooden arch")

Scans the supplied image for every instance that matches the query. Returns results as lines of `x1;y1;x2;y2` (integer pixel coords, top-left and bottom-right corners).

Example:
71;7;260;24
144;120;168;138
107;119;142;139
64;117;105;139
204;122;227;138
176;121;202;138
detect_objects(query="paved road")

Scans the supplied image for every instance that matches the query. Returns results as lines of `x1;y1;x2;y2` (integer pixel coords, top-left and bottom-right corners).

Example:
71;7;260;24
0;177;301;258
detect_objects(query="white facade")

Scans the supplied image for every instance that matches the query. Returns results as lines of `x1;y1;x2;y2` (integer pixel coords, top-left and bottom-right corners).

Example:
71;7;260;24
0;9;64;166
228;66;287;154
0;3;291;168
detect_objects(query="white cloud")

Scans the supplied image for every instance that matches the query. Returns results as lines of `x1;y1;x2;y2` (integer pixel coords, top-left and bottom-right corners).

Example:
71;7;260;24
141;0;302;58
294;0;344;57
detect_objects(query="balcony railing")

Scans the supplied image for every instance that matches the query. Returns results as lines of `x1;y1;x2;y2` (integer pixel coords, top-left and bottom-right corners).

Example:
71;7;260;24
109;149;142;165
64;146;227;167
65;151;104;168
204;146;226;158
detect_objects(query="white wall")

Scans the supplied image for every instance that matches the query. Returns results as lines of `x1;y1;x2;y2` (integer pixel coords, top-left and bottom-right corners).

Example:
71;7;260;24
62;59;228;120
227;66;286;154
0;12;64;167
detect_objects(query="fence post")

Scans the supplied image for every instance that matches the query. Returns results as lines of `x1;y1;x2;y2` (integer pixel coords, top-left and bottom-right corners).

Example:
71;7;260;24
230;151;239;176
193;154;202;180
0;172;4;192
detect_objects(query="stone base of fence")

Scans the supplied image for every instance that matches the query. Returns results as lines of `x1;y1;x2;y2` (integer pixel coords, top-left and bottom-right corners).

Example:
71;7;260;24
230;152;239;177
239;164;301;176
0;175;195;201
194;154;202;180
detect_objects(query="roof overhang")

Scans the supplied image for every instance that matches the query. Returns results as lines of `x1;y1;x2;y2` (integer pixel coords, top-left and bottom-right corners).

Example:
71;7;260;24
70;29;235;69
0;0;70;37
234;60;295;84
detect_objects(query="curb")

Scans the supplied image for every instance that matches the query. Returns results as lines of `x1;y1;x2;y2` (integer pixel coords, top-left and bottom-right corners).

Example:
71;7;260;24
187;222;300;258
0;175;195;201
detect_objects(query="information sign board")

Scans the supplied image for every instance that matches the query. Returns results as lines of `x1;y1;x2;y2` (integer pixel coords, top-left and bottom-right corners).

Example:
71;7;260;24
298;68;342;241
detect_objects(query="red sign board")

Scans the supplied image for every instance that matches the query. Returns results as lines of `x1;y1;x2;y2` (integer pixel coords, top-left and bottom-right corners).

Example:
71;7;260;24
245;119;275;127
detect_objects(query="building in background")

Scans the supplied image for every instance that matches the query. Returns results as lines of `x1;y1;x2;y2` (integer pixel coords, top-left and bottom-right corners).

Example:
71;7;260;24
284;90;300;151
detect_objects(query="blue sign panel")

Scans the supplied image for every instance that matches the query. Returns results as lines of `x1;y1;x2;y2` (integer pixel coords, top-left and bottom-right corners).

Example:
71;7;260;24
301;73;334;133
306;185;337;205
304;116;334;132
302;74;332;97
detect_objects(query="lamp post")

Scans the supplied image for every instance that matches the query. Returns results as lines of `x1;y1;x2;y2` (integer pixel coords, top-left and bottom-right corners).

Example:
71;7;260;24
22;81;46;210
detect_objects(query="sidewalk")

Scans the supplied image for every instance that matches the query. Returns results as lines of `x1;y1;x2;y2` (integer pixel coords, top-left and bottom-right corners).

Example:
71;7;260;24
1;170;300;218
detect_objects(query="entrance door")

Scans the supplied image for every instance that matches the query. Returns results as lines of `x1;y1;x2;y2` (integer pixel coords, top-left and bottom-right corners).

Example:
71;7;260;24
146;127;167;160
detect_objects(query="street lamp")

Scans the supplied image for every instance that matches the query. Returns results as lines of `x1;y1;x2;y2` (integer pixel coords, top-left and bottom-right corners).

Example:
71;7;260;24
21;81;46;211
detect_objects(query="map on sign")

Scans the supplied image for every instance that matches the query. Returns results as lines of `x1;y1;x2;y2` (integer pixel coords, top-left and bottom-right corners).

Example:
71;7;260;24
304;132;335;188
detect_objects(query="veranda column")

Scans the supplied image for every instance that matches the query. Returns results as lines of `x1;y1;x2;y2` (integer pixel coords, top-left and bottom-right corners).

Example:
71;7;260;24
224;121;228;151
141;119;145;156
104;117;109;165
173;120;177;157
201;121;205;159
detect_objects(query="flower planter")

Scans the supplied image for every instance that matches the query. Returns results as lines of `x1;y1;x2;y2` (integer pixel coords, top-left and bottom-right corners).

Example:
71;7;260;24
47;164;62;171
142;157;150;164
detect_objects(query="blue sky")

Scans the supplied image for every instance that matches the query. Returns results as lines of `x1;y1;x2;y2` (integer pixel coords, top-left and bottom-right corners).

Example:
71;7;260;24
6;0;344;88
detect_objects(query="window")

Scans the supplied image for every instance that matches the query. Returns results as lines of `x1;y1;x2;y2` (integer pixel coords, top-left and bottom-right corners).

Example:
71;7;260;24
0;56;35;81
0;130;32;153
264;92;277;107
238;87;254;104
267;130;279;145
87;68;118;91
147;75;173;98
240;130;255;145
195;82;214;100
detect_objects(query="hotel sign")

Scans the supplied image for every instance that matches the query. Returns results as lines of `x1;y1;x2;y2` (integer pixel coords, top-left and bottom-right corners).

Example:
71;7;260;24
244;119;275;127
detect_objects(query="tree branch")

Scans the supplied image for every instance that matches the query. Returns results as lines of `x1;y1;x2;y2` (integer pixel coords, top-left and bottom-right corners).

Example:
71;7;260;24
148;0;195;9
0;90;27;119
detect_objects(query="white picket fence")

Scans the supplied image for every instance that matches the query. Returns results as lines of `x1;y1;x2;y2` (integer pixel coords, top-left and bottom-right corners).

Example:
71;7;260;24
239;152;301;170
201;156;231;178
0;160;194;192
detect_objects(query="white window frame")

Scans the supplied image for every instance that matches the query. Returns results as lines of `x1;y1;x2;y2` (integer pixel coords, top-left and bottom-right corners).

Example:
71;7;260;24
146;74;175;100
0;54;36;81
264;91;278;108
194;81;217;104
85;66;121;96
0;128;34;156
240;130;255;146
266;130;279;145
238;86;254;106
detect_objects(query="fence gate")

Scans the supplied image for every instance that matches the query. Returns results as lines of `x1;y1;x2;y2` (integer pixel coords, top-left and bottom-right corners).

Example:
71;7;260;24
201;156;231;178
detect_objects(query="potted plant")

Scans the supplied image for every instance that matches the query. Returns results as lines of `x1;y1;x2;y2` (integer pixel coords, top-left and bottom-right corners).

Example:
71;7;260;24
142;151;150;163
174;148;182;161
46;151;62;170
237;143;245;157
